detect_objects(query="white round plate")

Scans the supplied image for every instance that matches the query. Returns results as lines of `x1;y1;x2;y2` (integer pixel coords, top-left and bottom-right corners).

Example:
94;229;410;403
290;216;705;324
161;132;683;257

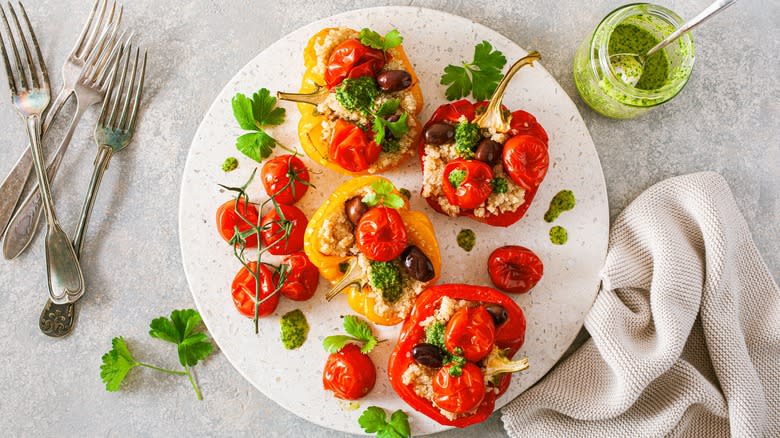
180;6;608;435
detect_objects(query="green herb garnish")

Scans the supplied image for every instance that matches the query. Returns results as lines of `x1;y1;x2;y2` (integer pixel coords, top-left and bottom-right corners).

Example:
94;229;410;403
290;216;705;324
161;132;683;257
448;169;467;188
280;309;309;350
335;76;379;115
221;157;238;172
491;177;508;194
440;41;507;101
358;406;411;438
424;323;466;376
231;88;290;162
372;99;409;147
362;179;405;209
369;261;403;303
100;309;214;400
322;315;379;354
358;28;403;51
454;120;481;158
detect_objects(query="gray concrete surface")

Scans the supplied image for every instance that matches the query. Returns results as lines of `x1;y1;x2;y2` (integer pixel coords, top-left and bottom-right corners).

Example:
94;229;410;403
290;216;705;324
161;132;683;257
0;0;776;436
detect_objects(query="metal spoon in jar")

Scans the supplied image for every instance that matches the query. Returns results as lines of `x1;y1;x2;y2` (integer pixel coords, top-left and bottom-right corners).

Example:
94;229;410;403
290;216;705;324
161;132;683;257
610;0;737;87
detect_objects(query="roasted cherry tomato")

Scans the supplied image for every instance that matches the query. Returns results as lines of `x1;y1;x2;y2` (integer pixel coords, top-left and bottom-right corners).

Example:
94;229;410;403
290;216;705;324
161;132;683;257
509;110;549;144
502;135;549;191
324;38;386;89
488;245;544;294
260;204;308;255
441;159;494;210
216;199;259;247
329;119;382;172
261;154;310;205
356;206;408;262
444;306;496;362
432;363;486;414
231;262;279;318
322;344;377;400
275;252;319;301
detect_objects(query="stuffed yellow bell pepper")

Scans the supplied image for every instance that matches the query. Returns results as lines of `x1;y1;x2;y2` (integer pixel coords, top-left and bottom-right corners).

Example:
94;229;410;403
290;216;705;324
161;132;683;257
304;176;441;325
277;27;424;176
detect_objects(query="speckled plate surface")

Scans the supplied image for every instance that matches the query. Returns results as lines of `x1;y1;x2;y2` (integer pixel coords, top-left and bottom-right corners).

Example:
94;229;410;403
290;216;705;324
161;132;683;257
179;6;608;435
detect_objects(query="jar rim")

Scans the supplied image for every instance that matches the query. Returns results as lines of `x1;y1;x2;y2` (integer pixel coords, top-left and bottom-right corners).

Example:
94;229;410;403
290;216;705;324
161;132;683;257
591;2;695;101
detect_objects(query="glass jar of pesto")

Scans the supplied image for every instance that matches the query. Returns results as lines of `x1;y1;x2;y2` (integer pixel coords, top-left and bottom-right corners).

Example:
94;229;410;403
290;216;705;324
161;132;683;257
573;3;695;119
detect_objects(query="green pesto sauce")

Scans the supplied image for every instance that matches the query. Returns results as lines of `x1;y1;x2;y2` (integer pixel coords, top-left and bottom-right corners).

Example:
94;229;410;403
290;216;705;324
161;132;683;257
457;229;476;252
609;24;670;90
335;76;378;114
221;156;238;172
280;309;309;350
544;189;576;222
549;226;568;245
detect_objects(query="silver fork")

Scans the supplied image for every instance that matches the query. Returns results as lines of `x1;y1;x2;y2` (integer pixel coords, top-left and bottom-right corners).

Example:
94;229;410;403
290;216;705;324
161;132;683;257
40;44;147;337
1;0;128;259
0;1;84;304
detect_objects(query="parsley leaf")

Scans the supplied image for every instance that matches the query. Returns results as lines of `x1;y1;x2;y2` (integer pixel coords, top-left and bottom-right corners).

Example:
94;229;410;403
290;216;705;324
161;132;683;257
100;337;139;392
375;99;401;117
362;179;405;209
440;40;507;101
359;28;403;51
322;315;379;354
358;406;411;438
100;309;214;400
231;88;286;162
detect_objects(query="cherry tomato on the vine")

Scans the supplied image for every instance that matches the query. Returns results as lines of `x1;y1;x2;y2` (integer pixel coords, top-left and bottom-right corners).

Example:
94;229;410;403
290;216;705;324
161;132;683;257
356;206;408;262
260;204;308;255
322;344;376;400
444;306;496;362
329;119;381;172
261;155;310;205
275;252;319;301
502;135;549;191
216;199;259;248
441;159;494;210
432;363;486;414
324;38;386;89
231;262;279;318
488;245;544;294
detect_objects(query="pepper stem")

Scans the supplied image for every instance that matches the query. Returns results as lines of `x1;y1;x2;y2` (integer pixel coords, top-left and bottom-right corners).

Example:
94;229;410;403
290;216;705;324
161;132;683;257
474;51;541;134
277;86;329;106
325;257;363;301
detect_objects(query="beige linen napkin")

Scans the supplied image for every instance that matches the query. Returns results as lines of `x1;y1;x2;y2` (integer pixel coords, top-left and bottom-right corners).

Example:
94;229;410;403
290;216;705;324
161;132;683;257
502;172;779;437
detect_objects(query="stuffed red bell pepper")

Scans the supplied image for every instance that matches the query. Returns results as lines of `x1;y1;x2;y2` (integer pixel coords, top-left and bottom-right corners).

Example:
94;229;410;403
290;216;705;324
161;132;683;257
388;284;529;427
418;52;549;227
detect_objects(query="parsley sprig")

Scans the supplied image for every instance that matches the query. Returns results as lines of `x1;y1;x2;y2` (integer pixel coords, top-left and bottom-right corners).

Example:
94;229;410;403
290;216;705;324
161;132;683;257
232;88;293;162
100;309;214;400
441;41;507;101
372;99;409;147
359;28;403;51
358;406;411;438
362;179;405;209
323;315;379;354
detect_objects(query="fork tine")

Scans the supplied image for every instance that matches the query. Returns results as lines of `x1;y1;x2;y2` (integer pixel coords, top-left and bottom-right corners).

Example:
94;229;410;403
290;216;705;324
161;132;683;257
7;3;35;89
83;8;123;85
0;5;26;90
95;30;131;88
0;11;16;94
117;47;138;129
127;49;146;131
107;43;130;128
79;17;115;82
69;0;99;58
18;2;47;90
77;0;107;59
98;44;122;126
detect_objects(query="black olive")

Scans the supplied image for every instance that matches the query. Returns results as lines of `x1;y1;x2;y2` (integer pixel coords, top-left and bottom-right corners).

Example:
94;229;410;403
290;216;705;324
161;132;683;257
474;138;502;165
401;246;435;282
484;304;508;326
384;114;401;139
412;343;444;368
344;196;367;226
377;70;413;92
423;122;455;145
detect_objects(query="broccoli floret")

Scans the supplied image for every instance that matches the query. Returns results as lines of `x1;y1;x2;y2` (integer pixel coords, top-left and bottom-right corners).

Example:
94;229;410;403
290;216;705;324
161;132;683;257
454;121;481;158
491;177;508;194
279;309;309;350
335;76;379;114
369;261;403;303
221;157;238;172
448;169;466;188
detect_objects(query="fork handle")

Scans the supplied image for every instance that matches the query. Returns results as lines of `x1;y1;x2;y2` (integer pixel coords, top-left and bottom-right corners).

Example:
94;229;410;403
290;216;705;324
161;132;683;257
0;87;71;237
74;144;113;254
2;96;91;260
